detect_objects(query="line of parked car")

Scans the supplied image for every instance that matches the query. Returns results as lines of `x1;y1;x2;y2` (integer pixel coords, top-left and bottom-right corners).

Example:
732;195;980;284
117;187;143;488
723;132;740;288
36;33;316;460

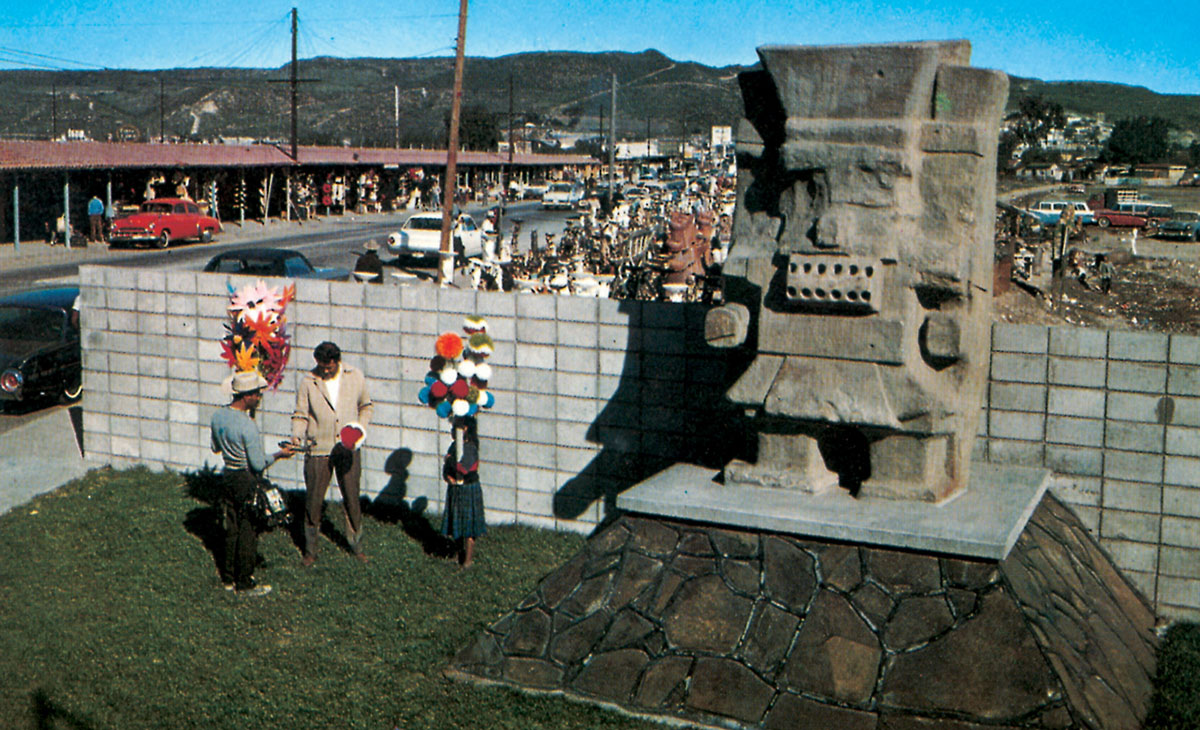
1024;198;1200;241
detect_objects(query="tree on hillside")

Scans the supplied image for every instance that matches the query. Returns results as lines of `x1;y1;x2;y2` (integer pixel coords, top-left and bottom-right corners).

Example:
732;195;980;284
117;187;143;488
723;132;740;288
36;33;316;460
1009;95;1067;148
1105;116;1172;164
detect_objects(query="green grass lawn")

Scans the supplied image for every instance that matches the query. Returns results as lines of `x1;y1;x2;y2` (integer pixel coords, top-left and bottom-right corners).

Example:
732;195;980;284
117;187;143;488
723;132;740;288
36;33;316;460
4;467;1199;730
0;467;657;730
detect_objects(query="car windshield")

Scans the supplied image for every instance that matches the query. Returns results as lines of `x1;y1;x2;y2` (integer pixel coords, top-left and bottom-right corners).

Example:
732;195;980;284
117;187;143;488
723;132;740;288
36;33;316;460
1148;206;1174;217
406;216;443;231
549;184;574;192
283;256;313;276
0;307;63;341
1173;212;1200;221
142;203;172;214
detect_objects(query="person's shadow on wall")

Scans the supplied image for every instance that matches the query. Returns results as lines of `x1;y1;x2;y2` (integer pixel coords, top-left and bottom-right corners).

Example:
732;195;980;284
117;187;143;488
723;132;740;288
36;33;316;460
370;447;455;558
553;292;759;523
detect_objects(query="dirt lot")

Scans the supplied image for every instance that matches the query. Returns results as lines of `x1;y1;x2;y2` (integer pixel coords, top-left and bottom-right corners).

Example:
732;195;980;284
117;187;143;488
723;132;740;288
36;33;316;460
995;186;1200;335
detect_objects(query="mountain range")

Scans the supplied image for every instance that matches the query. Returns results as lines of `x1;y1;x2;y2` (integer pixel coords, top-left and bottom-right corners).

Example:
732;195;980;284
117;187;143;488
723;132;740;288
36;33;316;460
1;50;1195;149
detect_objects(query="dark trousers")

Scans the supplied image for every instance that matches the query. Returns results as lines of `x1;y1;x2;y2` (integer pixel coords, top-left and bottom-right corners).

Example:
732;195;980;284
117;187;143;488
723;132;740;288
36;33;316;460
89;214;103;242
221;470;260;589
304;447;363;556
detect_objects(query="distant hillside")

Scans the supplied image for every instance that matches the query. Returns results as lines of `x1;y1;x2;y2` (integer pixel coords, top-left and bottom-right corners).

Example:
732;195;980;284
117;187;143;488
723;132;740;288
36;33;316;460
0;51;1194;148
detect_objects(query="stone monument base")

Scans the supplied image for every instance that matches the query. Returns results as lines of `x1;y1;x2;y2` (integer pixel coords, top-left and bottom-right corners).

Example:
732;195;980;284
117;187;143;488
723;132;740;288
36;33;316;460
448;494;1157;730
617;461;1049;560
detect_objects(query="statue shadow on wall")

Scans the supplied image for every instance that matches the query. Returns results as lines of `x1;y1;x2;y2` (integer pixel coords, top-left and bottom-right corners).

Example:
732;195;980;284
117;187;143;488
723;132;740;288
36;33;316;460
552;291;760;524
370;447;456;558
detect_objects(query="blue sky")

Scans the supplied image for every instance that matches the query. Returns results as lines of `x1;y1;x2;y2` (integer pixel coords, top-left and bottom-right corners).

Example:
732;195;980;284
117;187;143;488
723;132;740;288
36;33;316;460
2;0;1199;94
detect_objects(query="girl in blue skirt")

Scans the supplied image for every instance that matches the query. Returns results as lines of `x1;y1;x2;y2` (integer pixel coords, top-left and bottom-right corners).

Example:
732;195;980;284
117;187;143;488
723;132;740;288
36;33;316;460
442;417;486;567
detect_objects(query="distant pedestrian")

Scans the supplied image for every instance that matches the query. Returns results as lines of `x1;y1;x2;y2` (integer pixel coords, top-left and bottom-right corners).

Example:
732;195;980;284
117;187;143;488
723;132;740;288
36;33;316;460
87;196;104;242
353;239;385;282
210;371;295;596
1096;254;1115;294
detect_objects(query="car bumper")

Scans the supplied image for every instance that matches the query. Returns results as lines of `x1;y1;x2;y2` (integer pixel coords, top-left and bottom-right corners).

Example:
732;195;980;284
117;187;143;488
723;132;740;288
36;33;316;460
109;231;156;242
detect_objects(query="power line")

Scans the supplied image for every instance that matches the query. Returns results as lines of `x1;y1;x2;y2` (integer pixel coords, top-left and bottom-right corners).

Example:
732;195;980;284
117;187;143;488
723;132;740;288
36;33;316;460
0;45;114;71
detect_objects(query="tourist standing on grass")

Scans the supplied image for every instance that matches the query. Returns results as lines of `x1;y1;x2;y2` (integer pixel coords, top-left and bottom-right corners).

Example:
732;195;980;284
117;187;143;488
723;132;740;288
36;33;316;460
292;341;374;565
442;416;486;568
210;371;295;597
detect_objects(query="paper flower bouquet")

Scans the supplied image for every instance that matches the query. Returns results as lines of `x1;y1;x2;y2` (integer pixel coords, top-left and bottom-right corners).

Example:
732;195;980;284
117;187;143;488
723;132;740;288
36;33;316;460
219;279;295;389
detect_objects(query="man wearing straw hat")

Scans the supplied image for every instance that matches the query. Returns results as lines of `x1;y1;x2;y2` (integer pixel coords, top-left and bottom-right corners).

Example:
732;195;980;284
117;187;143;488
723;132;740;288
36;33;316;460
210;370;295;597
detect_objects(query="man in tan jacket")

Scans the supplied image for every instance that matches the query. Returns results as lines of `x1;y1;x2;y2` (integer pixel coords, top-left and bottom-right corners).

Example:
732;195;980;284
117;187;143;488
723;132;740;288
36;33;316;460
292;341;374;565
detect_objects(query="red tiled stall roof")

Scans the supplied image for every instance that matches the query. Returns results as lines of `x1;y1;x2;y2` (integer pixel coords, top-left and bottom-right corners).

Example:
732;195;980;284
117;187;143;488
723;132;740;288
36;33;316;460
0;141;595;172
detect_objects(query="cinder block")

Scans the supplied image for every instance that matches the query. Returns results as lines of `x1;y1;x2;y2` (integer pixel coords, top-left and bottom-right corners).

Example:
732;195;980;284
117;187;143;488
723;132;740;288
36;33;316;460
1164;516;1200;548
1108;361;1167;394
642;355;687;382
1100;537;1159;574
331;305;366;330
79;266;106;287
1047;357;1106;388
1049;326;1107;358
1046;444;1103;477
515;343;555;370
556;420;594;447
1100;508;1160;543
1101;478;1162;513
517;417;556;445
1166;426;1200;457
1107;392;1166;423
599;297;639;326
82;411;110;435
1160;546;1200;579
516;489;556;517
552;395;597;424
1164;486;1200;518
403;310;438;335
687;358;727;385
1109;330;1169;362
365;331;401;358
599;324;633;352
516;318;556;344
480;485;517;514
1165;455;1200;488
988;410;1044;441
641;328;686;355
1168;364;1200;397
1170;333;1200;365
294;279;331;304
557;445;597;473
556;296;598;323
556;372;597;399
140;377;169;400
1047;386;1105;419
1045;416;1104;447
516;392;556;420
1062;503;1099;534
1106;421;1165;453
328;282;364;307
992;323;1049;354
1156;576;1200;605
1045;473;1101;507
991;353;1047;384
557;347;598;374
110;415;140;438
642;302;686;329
437;287;477;314
364;284;401;310
476;291;517;319
989;384;1042;421
167;291;197;315
107;310;137;333
292;302;332;327
516;293;556;320
1104;450;1162;482
600;351;635;377
484;315;515;344
168;378;201;403
516;465;558;492
166;315;197;338
400;283;438;312
558;321;599;348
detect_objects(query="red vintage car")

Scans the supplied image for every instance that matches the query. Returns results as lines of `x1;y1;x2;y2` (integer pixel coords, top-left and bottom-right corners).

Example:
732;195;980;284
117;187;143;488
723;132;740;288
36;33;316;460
109;198;222;248
1091;201;1175;232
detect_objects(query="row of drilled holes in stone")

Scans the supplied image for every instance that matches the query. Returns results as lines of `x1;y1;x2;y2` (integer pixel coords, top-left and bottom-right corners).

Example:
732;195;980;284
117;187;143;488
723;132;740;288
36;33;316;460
788;261;877;303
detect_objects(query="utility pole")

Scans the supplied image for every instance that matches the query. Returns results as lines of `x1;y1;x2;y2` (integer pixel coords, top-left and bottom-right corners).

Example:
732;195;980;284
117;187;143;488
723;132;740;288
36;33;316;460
51;84;58;140
394;85;400;149
159;77;165;143
437;0;469;286
291;7;298;160
607;73;616;211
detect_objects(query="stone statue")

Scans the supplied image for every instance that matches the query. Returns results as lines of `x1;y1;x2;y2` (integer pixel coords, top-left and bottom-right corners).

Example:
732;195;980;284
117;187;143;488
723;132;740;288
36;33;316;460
705;41;1008;502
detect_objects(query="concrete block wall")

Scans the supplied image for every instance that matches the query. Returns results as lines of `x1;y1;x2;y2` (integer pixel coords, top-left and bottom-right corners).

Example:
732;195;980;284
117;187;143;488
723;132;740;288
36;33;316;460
76;265;740;536
984;322;1200;619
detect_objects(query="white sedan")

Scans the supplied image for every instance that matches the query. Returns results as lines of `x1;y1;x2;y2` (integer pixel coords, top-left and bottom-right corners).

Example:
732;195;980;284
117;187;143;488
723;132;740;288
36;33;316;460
387;212;483;259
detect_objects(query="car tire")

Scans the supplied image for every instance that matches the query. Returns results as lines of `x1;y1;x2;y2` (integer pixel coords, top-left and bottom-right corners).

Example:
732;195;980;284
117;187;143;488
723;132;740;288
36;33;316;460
1097;218;1110;228
1193;229;1200;243
156;231;170;249
200;228;213;243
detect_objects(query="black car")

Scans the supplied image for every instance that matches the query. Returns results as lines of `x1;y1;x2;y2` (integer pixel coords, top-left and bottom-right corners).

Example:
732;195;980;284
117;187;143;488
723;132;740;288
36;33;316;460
0;287;82;406
202;247;350;280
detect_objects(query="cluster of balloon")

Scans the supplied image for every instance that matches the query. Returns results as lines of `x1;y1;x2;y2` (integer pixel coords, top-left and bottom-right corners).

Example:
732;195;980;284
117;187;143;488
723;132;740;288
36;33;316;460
417;315;496;420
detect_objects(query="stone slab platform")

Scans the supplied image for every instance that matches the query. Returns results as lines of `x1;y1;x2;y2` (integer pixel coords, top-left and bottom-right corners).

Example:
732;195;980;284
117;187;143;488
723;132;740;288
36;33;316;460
617;461;1049;560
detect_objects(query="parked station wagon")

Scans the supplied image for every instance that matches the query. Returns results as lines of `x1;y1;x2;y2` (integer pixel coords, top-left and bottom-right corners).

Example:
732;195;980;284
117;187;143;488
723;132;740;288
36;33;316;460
1024;200;1095;226
109;198;222;248
1092;201;1175;231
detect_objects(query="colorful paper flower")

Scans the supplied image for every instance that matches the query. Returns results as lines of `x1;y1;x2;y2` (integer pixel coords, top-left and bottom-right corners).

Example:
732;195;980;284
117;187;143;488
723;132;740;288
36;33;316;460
219;279;292;389
435;332;464;360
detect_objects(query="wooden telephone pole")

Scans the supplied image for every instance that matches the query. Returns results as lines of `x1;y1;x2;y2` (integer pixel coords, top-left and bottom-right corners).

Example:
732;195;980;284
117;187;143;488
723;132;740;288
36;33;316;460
437;0;469;286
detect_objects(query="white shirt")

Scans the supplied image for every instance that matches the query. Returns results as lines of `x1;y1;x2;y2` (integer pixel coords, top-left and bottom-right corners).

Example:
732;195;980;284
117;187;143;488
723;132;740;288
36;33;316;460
324;367;342;410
